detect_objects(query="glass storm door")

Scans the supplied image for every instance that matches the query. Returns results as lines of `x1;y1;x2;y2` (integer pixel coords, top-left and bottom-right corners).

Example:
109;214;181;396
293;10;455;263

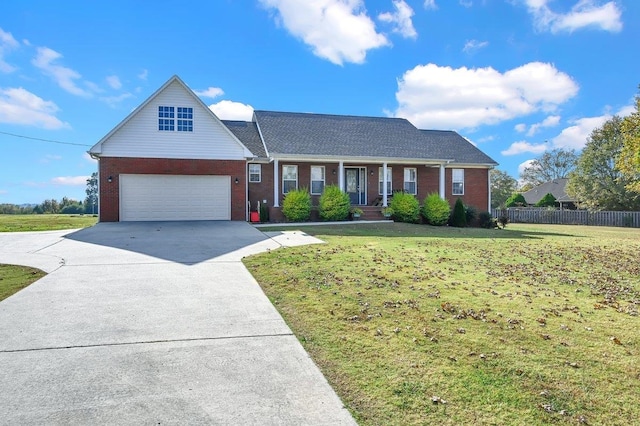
345;167;366;205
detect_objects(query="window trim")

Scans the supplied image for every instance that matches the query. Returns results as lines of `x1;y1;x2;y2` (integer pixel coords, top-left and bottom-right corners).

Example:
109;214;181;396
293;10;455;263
249;164;261;183
452;169;464;196
177;107;193;132
378;167;393;195
282;165;298;194
310;165;325;195
404;167;417;195
158;106;175;131
158;105;193;132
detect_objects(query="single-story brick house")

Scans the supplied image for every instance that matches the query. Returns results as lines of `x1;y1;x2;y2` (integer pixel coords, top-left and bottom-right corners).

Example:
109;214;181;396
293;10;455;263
89;75;498;222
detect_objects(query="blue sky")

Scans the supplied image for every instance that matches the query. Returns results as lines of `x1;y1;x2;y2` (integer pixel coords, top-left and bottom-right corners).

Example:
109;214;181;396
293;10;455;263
1;0;638;205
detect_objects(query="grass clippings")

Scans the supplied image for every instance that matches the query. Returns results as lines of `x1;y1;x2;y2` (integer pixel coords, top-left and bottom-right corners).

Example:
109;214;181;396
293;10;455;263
244;223;640;425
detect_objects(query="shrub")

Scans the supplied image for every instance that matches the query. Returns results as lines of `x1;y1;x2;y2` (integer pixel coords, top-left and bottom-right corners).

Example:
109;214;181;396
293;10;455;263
450;198;467;227
497;214;509;228
282;188;311;222
478;211;496;229
389;192;420;223
465;205;478;226
505;193;527;208
318;185;350;221
422;193;450;226
536;193;557;207
60;204;84;214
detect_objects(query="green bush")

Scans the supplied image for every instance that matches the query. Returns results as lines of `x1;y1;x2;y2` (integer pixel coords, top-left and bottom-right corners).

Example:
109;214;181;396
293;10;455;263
536;193;557;207
389;192;420;223
478;211;496;229
450;198;467;227
505;193;527;208
422;193;450;226
465;204;478;226
318;185;350;221
282;188;311;222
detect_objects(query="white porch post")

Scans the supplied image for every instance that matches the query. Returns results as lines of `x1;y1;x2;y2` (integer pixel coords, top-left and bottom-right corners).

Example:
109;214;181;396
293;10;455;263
439;163;446;200
338;160;344;191
383;162;388;207
487;169;492;212
273;159;280;207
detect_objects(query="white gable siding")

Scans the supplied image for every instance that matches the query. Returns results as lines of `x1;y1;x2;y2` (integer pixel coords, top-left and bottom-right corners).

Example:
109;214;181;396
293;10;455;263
99;81;247;160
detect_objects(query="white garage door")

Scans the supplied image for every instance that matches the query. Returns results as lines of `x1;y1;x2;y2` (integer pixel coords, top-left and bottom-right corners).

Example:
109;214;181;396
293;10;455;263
120;174;231;221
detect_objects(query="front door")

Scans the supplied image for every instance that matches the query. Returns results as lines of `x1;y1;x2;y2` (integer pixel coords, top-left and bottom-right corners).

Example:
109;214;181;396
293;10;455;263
345;167;366;205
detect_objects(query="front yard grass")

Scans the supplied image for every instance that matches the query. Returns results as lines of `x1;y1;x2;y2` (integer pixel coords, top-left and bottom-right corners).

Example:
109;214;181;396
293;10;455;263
0;264;46;301
0;214;98;232
244;223;640;425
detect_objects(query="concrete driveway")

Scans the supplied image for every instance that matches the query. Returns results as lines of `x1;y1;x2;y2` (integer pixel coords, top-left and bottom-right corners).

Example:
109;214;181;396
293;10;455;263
0;222;356;425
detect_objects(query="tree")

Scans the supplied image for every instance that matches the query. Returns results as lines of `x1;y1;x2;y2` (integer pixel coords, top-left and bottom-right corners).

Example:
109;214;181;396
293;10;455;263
450;198;467;227
567;116;640;211
490;169;518;208
520;148;578;186
617;89;640;192
85;172;98;214
505;193;527;208
535;193;557;207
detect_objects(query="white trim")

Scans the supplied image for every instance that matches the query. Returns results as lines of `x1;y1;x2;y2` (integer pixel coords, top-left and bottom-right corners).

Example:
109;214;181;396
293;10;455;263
452;168;464;196
282;164;298;194
439;164;445;200
273;159;280;207
270;153;454;164
382;163;389;206
403;167;417;195
338;160;344;191
248;163;262;183
310;165;325;195
488;168;492;211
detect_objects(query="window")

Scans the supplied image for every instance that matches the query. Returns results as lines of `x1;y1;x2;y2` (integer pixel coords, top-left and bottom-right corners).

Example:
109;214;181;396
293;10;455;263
378;167;392;195
452;169;464;195
249;164;261;183
158;106;193;132
158;106;174;131
177;107;193;132
310;166;325;194
404;168;417;195
282;165;298;194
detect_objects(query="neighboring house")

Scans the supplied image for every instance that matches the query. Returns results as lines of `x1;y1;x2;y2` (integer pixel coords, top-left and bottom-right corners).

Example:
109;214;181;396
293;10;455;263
89;75;498;222
522;178;577;209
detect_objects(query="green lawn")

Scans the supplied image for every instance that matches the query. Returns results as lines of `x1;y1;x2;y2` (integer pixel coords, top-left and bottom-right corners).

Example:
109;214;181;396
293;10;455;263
0;264;46;301
244;223;640;425
0;214;98;232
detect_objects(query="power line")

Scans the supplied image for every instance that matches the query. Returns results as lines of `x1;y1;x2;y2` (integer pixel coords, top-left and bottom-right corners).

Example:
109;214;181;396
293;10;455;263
0;130;92;147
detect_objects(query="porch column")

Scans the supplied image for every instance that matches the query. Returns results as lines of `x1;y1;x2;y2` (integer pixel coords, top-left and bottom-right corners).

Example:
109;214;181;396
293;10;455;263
338;160;344;191
383;162;388;207
273;159;280;207
487;169;492;212
439;163;446;200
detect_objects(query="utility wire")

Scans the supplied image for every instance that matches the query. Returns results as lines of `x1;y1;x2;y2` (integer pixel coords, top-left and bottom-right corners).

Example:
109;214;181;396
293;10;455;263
0;130;92;147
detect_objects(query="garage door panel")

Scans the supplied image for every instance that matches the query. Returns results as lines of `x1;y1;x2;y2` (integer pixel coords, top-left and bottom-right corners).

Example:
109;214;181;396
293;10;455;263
120;175;230;221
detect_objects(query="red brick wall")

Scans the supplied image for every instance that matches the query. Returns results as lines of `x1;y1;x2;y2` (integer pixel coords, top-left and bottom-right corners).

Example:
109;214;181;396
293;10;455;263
98;157;246;221
445;168;489;211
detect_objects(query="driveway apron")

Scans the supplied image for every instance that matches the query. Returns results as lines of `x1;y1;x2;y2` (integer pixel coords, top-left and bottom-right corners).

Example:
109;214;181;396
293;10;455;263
0;222;355;425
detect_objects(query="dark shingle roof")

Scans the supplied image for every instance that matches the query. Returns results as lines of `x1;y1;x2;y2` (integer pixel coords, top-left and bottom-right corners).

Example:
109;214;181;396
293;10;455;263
419;130;497;165
522;178;576;204
251;110;497;164
221;120;266;158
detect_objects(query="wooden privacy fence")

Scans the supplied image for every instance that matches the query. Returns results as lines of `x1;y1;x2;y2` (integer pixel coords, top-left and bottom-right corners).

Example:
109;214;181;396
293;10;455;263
492;208;640;228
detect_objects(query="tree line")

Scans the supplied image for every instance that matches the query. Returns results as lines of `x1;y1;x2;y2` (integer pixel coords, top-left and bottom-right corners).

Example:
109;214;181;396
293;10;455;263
491;87;640;211
0;173;98;215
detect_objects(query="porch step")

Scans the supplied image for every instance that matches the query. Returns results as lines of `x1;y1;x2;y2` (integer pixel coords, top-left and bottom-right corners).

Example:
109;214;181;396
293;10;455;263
355;206;392;221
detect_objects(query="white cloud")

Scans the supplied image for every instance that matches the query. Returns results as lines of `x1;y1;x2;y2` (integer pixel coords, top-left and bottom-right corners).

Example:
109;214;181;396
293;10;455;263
259;0;389;65
100;92;134;107
550;115;610;150
526;114;561;136
424;0;437;10
518;159;536;175
106;75;122;90
514;123;527;132
51;176;90;186
195;87;225;99
0;27;20;73
392;61;578;130
138;69;148;80
32;47;92;97
208;100;254;121
0;87;69;129
523;0;622;33
462;39;489;53
502;140;549;156
378;0;417;39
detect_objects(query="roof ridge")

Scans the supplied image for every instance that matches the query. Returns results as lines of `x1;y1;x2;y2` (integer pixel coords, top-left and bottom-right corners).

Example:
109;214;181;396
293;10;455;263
254;109;410;122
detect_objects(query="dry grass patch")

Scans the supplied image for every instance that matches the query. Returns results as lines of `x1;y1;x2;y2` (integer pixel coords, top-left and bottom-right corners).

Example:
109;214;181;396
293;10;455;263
244;223;640;425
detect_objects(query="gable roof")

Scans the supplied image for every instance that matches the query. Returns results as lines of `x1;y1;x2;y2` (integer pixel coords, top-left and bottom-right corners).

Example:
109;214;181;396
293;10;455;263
522;178;576;204
222;120;267;159
89;75;253;157
251;110;497;165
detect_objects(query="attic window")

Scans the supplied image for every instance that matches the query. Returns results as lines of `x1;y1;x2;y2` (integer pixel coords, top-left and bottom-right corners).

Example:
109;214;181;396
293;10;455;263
158;106;193;132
